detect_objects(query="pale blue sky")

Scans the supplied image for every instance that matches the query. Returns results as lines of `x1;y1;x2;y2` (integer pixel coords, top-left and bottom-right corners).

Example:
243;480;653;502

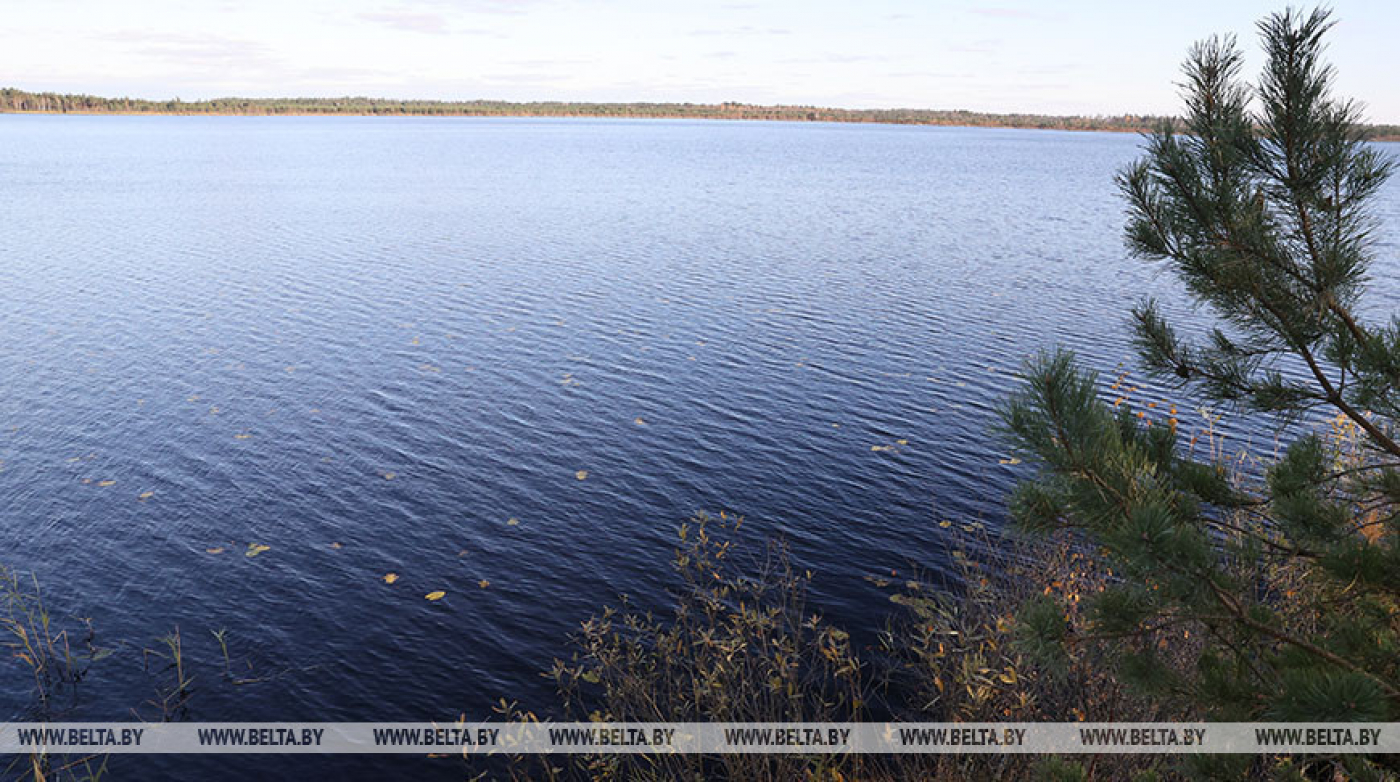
2;1;1396;121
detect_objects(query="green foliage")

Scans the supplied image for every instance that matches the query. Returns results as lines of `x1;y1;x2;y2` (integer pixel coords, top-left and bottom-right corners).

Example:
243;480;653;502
1033;756;1087;782
1001;6;1400;772
1015;593;1072;674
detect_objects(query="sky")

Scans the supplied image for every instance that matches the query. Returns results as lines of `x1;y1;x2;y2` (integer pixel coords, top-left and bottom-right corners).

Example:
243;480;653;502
2;0;1397;122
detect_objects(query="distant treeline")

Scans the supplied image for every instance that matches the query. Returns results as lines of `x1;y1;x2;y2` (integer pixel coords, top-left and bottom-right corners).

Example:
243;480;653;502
4;88;1398;139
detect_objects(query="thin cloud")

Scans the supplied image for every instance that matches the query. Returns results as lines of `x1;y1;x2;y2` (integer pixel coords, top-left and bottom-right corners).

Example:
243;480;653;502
969;7;1062;22
395;0;551;14
780;53;892;65
357;10;452;34
90;30;281;71
689;26;792;37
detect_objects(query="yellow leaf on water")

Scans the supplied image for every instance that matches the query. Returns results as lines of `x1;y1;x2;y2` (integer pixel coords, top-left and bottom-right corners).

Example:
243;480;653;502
478;580;490;589
425;590;446;601
384;573;399;584
896;439;909;445
634;417;646;425
457;549;469;557
382;472;396;480
329;542;343;550
246;543;270;558
234;433;250;440
871;445;892;452
575;470;588;480
206;547;225;554
97;480;116;487
998;457;1022;465
138;491;154;500
507;517;519;526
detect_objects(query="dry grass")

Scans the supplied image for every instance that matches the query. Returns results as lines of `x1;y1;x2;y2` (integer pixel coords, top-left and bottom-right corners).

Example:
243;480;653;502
487;384;1388;780
0;566;112;781
483;512;1189;781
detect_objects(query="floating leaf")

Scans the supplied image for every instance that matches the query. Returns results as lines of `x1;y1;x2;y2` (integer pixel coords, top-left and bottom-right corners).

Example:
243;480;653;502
478;580;490;589
329;542;344;550
575;470;588;480
384;573;399;584
97;480;116;487
896;439;909;446
871;445;893;452
206;547;225;555
382;472;396;480
425;590;446;601
998;457;1022;465
138;491;154;500
634;417;646;425
507;517;519;526
234;433;250;440
245;543;271;558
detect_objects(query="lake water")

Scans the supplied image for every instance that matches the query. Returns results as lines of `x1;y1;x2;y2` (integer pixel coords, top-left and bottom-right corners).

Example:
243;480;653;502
1;116;1396;777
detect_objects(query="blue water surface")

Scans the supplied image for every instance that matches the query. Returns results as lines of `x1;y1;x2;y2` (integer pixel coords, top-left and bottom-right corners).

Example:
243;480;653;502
1;115;1396;778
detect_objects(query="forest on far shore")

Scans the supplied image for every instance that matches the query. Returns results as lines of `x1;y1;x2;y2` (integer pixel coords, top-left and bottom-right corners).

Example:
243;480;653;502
7;87;1399;140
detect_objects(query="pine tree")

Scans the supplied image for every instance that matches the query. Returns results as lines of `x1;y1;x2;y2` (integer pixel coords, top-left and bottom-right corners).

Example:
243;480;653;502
1001;7;1398;771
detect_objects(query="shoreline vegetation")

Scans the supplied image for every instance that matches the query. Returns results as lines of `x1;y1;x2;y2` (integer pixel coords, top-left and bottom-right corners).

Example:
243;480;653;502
4;87;1398;141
